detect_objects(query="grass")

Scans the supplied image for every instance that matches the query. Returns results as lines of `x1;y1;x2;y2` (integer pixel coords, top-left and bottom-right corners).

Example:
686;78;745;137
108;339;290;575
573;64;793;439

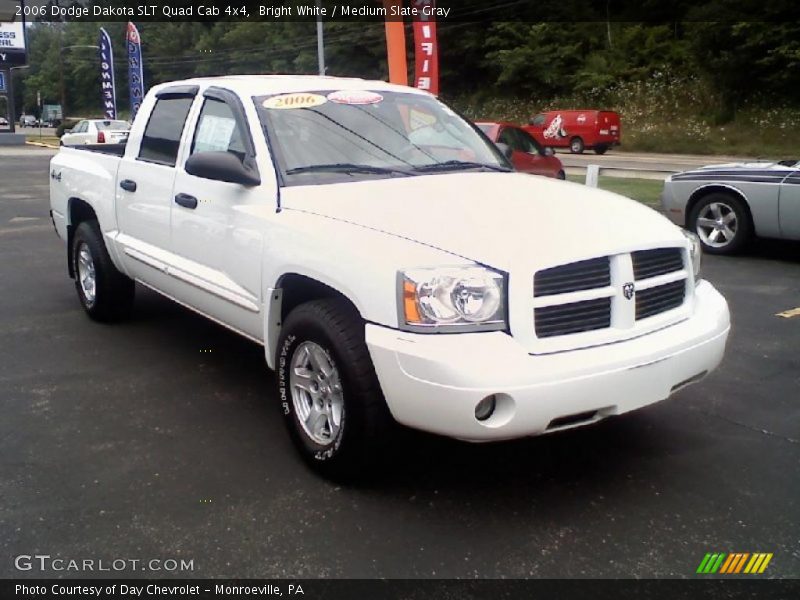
567;175;664;208
25;135;60;147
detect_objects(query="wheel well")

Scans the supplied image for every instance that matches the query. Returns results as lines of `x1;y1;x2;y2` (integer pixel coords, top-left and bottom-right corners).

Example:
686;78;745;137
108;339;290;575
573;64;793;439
277;274;360;322
66;198;97;278
685;185;752;229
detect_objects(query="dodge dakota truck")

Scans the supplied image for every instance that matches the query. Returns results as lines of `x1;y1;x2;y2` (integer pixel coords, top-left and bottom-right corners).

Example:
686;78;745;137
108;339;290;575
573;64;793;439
49;76;730;478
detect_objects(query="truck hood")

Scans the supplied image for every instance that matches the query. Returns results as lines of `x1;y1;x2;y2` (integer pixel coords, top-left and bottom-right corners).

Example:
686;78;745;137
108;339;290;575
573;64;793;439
280;172;684;272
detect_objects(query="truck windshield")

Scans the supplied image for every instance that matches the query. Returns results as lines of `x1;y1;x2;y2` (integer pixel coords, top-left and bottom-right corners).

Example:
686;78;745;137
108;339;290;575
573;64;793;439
254;90;510;185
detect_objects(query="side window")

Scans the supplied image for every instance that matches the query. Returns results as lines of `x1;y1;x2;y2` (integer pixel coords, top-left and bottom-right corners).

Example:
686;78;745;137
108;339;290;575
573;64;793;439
531;114;546;127
138;97;194;167
74;121;87;133
190;98;247;162
517;128;543;155
498;128;522;152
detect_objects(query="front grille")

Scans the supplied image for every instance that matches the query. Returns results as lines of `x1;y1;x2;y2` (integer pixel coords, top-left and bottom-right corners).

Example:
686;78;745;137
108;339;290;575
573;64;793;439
535;297;611;338
534;257;610;297
636;280;685;320
632;248;683;280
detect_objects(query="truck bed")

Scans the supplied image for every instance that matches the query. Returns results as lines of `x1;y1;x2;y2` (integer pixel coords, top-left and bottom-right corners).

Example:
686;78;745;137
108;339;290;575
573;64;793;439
65;143;127;157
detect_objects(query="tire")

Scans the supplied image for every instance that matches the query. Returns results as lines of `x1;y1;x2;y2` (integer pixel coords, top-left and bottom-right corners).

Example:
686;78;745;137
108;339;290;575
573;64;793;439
276;298;393;480
71;220;135;321
556;170;566;180
593;145;609;155
569;137;585;154
688;192;753;255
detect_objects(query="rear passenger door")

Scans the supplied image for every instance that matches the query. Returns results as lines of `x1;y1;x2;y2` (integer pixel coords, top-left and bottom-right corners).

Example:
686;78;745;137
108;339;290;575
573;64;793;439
114;86;198;285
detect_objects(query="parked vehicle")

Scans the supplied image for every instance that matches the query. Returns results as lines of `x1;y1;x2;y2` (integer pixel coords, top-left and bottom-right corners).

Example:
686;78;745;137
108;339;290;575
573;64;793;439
60;119;130;146
0;116;8;127
476;121;564;179
19;115;38;128
662;160;800;254
49;76;729;479
523;110;621;154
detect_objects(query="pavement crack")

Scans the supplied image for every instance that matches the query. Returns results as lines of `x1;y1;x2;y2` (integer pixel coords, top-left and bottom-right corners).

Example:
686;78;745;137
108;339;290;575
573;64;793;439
694;407;799;445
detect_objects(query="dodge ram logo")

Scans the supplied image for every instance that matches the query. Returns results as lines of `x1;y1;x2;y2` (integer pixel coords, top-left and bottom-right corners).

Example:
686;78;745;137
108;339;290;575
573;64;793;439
623;282;635;300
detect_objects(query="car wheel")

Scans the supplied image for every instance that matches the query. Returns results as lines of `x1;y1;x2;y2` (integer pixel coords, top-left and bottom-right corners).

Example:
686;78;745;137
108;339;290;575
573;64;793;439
593;145;609;155
277;298;392;480
71;220;135;321
556;170;566;180
569;137;585;154
688;193;752;254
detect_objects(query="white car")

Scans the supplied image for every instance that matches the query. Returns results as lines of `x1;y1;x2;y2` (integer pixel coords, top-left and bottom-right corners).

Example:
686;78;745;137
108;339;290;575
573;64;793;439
48;76;730;479
0;116;8;127
60;119;130;146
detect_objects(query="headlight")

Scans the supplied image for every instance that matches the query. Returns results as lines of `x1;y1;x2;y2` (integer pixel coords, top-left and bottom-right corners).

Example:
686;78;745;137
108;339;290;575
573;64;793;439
682;230;702;280
399;266;506;332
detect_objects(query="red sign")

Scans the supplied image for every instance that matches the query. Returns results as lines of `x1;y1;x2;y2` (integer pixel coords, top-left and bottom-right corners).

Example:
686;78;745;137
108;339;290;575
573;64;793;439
412;0;439;95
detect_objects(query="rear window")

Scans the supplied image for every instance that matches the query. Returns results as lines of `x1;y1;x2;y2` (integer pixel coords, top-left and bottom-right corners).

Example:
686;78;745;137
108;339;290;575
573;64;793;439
138;97;194;166
96;120;130;131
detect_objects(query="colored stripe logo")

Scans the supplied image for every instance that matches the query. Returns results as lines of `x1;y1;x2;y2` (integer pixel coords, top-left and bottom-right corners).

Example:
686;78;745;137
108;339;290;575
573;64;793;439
696;553;773;574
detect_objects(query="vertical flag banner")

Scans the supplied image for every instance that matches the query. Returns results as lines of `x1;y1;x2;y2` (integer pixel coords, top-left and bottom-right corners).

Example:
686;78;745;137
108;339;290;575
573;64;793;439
126;22;144;121
382;0;408;86
412;0;439;95
98;28;117;120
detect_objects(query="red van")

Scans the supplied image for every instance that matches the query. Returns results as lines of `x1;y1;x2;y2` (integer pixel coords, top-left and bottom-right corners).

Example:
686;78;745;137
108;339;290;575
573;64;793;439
523;110;621;154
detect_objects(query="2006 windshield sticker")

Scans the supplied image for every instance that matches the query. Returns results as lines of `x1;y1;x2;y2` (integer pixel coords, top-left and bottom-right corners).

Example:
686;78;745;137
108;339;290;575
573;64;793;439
263;93;328;110
327;90;384;105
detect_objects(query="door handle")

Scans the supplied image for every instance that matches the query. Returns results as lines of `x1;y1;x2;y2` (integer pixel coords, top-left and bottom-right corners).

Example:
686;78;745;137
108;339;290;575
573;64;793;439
174;193;198;210
119;179;137;192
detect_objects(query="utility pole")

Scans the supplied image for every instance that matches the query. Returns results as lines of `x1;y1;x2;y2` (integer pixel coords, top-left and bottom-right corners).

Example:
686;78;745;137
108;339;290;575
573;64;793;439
316;0;326;76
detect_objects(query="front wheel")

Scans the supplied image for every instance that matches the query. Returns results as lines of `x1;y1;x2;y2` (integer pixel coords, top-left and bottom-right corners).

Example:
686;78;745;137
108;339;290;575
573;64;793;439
688;193;752;254
276;299;392;480
569;137;585;154
71;220;135;321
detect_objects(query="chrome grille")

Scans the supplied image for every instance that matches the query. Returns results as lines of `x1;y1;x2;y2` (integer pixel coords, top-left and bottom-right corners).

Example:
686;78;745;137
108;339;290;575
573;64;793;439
632;248;683;280
534;257;610;297
636;280;685;320
535;297;611;338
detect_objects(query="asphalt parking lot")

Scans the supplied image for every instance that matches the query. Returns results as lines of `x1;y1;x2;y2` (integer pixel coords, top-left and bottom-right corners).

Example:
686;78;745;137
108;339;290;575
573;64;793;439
1;147;798;579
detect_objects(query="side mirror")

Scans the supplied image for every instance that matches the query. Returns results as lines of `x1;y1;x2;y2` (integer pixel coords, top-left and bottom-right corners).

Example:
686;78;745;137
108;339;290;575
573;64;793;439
496;142;514;160
185;151;261;186
543;147;555;157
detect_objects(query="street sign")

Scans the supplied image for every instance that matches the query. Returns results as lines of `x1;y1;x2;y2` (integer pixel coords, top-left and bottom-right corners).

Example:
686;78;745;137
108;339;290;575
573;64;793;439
0;71;6;93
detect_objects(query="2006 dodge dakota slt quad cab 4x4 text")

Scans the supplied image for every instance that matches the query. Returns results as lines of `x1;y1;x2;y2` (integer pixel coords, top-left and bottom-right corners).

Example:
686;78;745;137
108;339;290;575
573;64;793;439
49;76;730;478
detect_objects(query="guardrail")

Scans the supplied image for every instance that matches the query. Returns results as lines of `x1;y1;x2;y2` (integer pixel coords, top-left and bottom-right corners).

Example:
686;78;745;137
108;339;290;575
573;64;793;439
565;165;676;185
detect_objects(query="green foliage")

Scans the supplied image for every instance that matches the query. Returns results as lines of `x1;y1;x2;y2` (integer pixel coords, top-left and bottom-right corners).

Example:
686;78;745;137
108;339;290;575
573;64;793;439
12;17;800;144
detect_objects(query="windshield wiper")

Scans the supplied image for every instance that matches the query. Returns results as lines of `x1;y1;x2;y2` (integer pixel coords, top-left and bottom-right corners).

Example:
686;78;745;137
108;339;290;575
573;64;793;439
412;160;511;173
286;163;414;176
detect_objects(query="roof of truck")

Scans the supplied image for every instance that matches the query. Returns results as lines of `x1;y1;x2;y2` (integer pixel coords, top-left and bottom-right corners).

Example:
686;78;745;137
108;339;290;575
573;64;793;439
151;75;430;97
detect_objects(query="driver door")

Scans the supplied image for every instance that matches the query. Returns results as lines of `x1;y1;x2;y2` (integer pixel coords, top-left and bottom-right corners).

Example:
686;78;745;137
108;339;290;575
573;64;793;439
170;87;275;341
779;170;800;239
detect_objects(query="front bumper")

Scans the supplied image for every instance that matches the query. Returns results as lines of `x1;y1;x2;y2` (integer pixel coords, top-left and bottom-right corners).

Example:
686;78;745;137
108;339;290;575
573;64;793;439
366;281;730;442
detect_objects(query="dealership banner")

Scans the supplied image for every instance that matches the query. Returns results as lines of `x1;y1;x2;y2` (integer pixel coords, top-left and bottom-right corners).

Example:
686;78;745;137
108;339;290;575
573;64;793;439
98;28;117;120
412;0;439;95
126;22;144;120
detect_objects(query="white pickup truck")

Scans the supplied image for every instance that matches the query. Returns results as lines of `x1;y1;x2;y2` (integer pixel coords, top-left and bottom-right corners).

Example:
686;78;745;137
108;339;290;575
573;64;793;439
49;75;730;478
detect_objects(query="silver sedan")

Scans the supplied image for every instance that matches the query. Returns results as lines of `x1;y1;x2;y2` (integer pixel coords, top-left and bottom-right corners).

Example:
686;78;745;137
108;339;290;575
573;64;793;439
661;160;800;254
